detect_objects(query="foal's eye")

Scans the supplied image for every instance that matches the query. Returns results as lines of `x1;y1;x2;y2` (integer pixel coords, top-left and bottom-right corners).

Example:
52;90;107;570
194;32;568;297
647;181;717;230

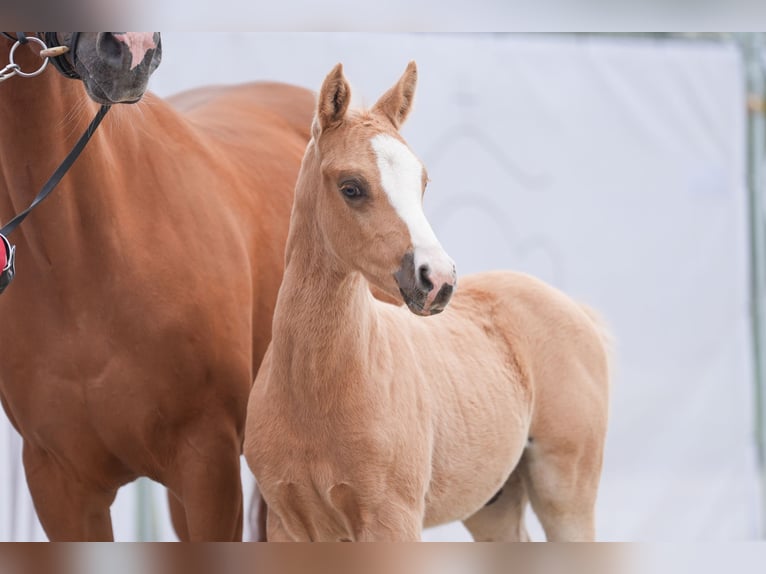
340;183;365;200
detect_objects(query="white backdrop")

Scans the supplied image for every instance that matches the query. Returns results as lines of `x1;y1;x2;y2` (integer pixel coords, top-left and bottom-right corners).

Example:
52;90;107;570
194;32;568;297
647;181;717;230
1;33;759;541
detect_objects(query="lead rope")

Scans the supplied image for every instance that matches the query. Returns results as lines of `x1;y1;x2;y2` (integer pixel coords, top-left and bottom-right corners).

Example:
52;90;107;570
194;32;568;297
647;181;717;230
0;34;110;294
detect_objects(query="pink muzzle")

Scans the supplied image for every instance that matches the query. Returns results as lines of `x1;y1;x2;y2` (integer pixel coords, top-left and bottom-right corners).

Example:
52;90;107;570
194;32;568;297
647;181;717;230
113;32;157;70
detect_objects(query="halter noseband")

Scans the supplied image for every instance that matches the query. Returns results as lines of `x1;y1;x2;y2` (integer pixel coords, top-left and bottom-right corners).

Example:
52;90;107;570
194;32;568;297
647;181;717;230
42;32;81;79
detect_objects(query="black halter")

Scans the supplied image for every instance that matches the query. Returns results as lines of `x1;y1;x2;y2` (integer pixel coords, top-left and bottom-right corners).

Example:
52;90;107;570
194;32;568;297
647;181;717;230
1;32;81;80
43;32;81;79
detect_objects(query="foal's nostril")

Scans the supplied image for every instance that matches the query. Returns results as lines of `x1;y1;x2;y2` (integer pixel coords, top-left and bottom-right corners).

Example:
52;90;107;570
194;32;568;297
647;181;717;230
97;33;124;66
433;283;454;309
417;264;434;293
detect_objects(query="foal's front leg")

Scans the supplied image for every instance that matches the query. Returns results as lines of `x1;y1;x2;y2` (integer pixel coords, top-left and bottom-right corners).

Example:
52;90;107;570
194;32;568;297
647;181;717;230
353;504;423;542
326;481;425;542
355;517;422;541
266;510;298;542
268;490;424;541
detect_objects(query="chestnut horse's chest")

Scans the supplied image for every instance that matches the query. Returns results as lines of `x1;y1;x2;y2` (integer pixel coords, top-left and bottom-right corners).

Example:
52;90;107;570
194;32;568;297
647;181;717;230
0;273;252;479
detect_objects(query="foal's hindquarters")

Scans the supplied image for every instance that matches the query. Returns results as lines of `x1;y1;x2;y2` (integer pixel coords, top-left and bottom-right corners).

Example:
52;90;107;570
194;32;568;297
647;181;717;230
391;270;609;542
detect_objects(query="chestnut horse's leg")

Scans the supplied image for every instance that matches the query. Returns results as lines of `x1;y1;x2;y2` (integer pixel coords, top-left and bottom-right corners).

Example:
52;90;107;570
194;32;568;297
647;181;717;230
462;465;530;541
167;488;190;541
171;432;244;541
22;442;116;541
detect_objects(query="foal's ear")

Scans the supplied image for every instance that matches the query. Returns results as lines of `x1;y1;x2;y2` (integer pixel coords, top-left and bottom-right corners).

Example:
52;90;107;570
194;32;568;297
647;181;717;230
372;61;417;129
315;63;351;135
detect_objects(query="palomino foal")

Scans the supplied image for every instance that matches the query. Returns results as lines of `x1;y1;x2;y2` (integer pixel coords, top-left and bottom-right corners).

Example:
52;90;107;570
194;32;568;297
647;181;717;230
244;62;610;542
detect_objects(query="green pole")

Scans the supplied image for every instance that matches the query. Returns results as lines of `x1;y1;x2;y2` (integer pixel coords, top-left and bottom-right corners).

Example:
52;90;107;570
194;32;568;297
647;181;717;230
135;477;157;541
744;31;766;537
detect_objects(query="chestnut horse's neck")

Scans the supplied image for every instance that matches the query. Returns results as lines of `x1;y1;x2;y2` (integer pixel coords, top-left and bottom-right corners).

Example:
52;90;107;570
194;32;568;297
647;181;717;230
0;37;103;169
0;40;160;272
272;152;383;402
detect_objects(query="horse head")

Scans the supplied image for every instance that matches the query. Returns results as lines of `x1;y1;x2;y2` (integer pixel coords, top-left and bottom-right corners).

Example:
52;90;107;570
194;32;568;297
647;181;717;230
305;62;457;316
45;32;162;104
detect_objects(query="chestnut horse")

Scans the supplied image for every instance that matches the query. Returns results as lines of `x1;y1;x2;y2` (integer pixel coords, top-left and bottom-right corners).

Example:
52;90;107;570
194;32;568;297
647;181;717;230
244;62;611;541
0;33;314;540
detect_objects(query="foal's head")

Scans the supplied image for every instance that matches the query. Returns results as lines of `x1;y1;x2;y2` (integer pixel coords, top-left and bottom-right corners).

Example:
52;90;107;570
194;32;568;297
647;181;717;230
48;33;161;104
306;62;456;316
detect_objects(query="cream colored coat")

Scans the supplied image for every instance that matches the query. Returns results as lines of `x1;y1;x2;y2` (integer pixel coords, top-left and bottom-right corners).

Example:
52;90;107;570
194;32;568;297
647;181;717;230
245;62;610;542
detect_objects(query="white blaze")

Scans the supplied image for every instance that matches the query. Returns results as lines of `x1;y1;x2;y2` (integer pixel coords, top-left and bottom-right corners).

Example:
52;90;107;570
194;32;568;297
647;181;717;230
371;134;455;291
371;134;439;249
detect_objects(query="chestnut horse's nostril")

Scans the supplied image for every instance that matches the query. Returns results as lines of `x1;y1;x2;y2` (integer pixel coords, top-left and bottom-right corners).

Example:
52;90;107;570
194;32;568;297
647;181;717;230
96;33;125;68
418;264;434;293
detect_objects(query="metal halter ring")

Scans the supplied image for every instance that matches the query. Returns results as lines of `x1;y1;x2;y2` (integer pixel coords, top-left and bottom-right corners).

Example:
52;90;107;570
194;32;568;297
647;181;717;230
8;36;49;78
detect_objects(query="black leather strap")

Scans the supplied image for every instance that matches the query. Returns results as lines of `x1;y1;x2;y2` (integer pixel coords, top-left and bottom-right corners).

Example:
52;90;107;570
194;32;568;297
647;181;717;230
0;104;111;236
43;32;81;80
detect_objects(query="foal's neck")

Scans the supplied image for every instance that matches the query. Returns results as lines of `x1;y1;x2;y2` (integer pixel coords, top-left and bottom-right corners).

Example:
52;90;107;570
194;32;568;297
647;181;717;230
272;188;381;402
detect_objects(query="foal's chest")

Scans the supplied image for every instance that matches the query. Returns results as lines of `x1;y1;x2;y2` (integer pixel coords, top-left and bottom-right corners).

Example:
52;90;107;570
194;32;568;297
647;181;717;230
252;408;424;541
